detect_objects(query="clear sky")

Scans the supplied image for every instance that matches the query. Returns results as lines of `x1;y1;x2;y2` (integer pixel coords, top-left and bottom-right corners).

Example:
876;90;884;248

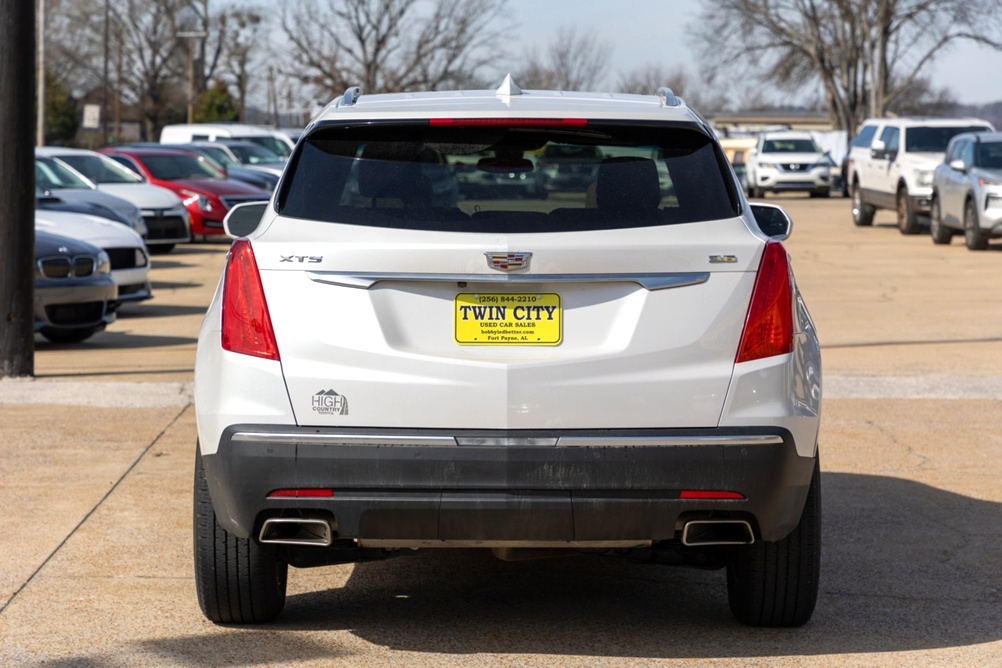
506;0;1002;106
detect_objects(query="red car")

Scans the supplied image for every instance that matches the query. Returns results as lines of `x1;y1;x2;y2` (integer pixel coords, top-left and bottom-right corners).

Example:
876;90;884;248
99;147;270;237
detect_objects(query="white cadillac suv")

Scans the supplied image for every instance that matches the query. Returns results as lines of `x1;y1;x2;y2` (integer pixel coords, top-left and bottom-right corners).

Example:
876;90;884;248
193;77;823;627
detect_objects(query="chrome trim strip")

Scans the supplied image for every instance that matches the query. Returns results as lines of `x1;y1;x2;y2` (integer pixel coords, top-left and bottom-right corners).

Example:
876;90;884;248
555;435;785;447
232;432;458;446
231;431;783;448
307;271;710;291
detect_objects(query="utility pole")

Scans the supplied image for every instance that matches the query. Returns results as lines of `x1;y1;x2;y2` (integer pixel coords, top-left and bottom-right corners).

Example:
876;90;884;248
179;31;207;124
36;0;45;146
1;0;37;377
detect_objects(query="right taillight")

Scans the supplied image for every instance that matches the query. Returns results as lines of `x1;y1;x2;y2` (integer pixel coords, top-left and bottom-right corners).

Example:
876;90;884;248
735;240;793;363
221;238;280;361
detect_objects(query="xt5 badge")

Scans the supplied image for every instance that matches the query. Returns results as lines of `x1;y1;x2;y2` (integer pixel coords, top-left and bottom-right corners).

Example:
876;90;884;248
280;255;323;263
312;390;348;415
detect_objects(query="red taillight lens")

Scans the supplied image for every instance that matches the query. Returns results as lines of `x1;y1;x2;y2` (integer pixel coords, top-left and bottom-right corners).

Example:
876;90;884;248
679;490;746;500
735;240;794;363
221;238;280;361
267;489;334;499
428;118;588;127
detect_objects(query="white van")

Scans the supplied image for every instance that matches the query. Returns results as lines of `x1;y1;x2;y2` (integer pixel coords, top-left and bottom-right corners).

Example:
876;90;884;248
159;123;293;159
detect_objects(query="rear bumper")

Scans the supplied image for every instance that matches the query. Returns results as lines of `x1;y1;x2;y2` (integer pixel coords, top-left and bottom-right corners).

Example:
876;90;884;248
202;425;816;545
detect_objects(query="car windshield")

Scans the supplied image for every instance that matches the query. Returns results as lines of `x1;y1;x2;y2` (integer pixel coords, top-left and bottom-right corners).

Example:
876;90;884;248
906;126;993;152
279;121;738;232
193;145;239;168
243;136;291;159
140;154;224;180
225;143;282;165
975;142;1002;169
35;157;95;190
57;154;145;184
762;139;819;153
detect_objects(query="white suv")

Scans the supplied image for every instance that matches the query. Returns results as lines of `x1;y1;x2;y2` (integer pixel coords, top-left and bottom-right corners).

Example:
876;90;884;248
745;131;831;198
847;117;994;234
193;78;823;627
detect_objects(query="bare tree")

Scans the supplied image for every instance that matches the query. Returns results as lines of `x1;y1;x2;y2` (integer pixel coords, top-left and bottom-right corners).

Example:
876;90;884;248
279;0;507;100
111;0;188;139
517;27;612;91
220;8;264;120
691;0;1002;132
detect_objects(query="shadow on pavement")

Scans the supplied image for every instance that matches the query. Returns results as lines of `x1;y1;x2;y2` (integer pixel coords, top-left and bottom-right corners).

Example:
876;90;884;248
145;472;1002;661
115;304;209;319
35;332;196;349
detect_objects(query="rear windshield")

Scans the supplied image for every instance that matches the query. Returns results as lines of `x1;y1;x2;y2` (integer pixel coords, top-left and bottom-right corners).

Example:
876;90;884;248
278;122;738;232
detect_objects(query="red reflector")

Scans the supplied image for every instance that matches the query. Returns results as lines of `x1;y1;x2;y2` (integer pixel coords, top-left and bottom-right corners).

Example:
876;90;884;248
268;489;334;498
221;238;280;361
429;118;587;127
680;490;746;500
735;240;794;363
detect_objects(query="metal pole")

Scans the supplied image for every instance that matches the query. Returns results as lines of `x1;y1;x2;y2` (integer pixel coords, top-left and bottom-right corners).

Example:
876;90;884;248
36;0;45;146
178;31;207;124
1;0;37;377
187;38;194;123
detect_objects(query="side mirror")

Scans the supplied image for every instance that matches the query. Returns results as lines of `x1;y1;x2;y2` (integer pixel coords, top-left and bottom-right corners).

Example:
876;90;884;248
949;159;967;173
750;203;792;240
869;140;886;159
223;201;269;238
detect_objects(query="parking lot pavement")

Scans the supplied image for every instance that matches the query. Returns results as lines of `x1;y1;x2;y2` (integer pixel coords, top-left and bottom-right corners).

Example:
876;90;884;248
2;200;1002;666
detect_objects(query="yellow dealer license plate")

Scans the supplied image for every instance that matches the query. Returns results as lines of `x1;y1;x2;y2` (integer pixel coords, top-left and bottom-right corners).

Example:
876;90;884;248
455;293;562;345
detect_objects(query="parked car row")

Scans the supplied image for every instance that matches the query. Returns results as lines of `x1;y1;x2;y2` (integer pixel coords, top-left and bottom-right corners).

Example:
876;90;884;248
29;124;298;344
846;116;995;233
28;124;297;344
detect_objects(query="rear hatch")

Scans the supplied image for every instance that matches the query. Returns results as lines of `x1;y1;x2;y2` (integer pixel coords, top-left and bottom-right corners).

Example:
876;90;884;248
255;219;762;430
252;118;762;430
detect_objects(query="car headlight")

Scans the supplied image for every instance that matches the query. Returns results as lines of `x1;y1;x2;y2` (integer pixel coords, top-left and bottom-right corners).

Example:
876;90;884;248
96;250;111;275
978;176;1001;187
135;247;149;268
758;162;776;169
180;189;215;212
130;210;148;235
914;170;934;188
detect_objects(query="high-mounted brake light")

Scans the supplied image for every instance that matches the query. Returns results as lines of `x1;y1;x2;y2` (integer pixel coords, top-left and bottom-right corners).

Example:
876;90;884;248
221;238;280;361
429;118;588;127
735;240;794;363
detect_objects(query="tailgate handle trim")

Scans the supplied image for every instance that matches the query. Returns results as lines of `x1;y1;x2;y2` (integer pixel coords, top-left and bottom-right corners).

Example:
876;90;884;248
306;271;710;291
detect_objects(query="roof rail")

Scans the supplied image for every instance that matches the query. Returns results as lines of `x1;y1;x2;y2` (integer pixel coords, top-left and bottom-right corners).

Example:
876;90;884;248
657;87;680;107
338;86;363;107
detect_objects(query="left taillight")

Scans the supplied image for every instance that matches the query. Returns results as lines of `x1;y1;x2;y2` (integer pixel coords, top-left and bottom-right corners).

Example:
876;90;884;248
221;238;280;361
735;240;794;363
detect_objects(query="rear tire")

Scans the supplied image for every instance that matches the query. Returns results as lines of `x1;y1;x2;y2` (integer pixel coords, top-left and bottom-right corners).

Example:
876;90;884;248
193;446;287;624
964;198;989;251
727;458;821;627
851;183;874;226
929;196;952;245
897;188;922;234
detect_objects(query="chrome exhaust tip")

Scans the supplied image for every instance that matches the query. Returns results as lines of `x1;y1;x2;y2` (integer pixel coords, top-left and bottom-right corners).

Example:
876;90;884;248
259;518;334;547
681;520;755;546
